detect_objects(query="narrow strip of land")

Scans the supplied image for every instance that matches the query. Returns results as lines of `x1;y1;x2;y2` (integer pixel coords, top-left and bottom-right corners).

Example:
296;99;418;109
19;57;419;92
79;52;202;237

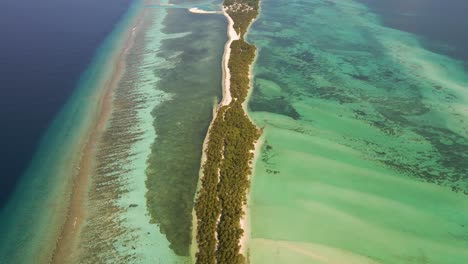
194;1;261;263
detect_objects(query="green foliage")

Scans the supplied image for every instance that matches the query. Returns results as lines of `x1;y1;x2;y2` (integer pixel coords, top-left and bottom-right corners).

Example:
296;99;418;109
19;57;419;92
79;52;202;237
195;106;226;264
224;0;260;37
195;1;260;263
216;102;258;264
229;40;256;101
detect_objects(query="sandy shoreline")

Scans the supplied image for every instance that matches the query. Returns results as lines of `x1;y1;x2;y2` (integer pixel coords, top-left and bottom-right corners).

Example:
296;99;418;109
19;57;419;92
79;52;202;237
191;97;218;261
189;7;220;14
240;136;264;256
50;8;143;264
238;4;263;257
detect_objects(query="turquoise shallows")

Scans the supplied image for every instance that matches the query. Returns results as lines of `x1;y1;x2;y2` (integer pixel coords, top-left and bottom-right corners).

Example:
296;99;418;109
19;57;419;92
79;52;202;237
247;0;468;263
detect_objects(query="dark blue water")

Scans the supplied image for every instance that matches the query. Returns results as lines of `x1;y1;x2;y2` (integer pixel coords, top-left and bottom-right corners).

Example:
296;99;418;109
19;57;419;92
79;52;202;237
357;0;468;64
0;0;132;208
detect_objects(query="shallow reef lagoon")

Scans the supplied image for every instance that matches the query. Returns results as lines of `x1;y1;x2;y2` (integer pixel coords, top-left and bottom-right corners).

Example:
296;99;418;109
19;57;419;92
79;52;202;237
0;0;226;263
247;0;468;263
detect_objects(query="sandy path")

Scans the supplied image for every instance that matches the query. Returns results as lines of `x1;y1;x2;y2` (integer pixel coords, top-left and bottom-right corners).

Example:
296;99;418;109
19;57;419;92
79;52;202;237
221;8;240;106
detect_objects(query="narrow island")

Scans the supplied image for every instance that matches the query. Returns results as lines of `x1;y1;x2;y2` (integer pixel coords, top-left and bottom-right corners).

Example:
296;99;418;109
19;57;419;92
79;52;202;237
194;0;261;264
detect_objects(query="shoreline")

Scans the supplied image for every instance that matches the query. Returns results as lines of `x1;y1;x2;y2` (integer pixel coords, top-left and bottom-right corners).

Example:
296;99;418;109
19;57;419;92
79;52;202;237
240;45;265;253
240;10;264;252
50;7;144;264
240;136;264;255
191;97;218;262
240;6;264;249
234;2;263;257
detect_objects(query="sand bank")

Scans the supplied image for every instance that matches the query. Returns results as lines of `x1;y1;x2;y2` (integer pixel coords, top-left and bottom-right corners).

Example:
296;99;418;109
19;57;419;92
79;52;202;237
189;7;220;14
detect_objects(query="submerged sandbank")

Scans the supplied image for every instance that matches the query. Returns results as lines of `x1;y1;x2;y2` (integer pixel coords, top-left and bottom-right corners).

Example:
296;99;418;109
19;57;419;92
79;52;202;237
51;2;146;263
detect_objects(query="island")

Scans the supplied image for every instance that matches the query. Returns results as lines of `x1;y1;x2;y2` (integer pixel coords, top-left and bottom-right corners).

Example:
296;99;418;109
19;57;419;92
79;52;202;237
194;0;261;263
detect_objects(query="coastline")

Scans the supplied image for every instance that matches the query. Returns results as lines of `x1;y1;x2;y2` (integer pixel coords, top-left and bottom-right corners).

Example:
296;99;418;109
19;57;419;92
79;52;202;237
50;6;143;263
239;36;261;260
191;97;218;261
232;1;263;256
240;136;264;255
240;4;264;250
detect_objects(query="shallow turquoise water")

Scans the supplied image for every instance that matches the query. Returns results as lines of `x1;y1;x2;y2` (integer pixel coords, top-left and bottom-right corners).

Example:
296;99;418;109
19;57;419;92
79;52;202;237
72;0;227;262
73;1;185;262
247;0;468;263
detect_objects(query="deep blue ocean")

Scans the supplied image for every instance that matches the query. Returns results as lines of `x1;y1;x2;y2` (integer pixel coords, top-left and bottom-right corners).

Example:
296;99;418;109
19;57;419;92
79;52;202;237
357;0;468;64
0;0;132;208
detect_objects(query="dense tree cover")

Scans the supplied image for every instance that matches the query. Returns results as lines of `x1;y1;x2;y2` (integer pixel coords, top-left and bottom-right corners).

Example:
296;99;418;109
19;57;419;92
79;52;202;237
195;1;260;263
216;102;258;264
195;103;259;264
224;0;260;37
229;40;257;101
195;106;226;264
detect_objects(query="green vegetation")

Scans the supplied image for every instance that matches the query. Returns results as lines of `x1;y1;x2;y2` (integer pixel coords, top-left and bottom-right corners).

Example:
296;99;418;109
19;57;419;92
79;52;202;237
195;106;226;264
224;0;260;37
195;1;260;263
215;102;259;264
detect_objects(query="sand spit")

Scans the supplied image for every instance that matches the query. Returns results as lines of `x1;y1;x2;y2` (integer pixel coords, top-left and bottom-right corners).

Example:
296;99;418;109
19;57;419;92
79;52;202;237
49;8;143;264
188;7;220;14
